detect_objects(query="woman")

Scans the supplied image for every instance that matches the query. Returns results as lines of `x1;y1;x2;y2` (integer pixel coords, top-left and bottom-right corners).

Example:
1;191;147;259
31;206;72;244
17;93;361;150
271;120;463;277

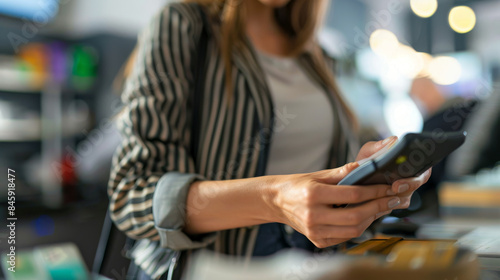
108;0;431;279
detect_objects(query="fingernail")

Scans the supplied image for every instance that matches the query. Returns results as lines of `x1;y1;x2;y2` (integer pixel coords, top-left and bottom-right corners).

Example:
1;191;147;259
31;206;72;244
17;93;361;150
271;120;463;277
388;197;401;208
398;184;409;193
382;136;396;146
386;189;396;196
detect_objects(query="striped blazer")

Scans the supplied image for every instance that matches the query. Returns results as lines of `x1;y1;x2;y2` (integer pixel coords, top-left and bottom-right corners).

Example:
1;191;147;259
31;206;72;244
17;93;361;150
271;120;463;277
108;2;359;279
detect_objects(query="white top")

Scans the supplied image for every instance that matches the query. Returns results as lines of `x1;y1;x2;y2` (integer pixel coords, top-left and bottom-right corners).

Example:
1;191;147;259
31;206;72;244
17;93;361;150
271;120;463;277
257;51;335;175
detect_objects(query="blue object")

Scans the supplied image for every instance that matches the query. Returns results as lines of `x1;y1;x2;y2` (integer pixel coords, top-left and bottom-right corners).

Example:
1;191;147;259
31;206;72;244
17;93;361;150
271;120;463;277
0;0;59;22
32;215;55;237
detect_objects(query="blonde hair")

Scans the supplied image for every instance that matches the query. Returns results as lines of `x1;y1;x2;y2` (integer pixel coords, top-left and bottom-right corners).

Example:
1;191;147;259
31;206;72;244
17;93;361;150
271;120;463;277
187;0;357;125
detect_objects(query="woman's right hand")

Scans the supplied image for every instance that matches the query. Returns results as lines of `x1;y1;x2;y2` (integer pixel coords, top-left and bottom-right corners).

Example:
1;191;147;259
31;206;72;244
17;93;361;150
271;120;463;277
266;162;401;248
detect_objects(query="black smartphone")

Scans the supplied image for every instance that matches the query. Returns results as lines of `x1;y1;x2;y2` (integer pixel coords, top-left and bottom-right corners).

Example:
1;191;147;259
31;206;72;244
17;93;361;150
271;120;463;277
338;131;467;186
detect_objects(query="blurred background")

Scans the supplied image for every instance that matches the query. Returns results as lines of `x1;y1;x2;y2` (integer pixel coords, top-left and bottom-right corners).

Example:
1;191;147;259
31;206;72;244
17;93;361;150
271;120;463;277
0;0;499;278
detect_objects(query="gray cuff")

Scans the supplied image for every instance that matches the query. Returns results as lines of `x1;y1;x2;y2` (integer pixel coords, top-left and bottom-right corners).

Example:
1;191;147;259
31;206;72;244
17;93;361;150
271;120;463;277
153;172;216;250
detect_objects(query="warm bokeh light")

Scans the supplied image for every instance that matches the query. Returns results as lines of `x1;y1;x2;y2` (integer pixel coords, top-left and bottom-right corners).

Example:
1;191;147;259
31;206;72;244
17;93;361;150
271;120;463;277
428;56;462;85
392;44;421;79
369;28;435;80
416;52;433;77
449;6;476;33
369;29;399;58
410;0;438;18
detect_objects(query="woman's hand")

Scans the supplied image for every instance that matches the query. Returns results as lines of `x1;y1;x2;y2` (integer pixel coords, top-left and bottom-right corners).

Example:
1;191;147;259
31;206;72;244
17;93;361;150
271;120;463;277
355;136;433;209
390;168;432;209
267;163;403;248
184;137;431;244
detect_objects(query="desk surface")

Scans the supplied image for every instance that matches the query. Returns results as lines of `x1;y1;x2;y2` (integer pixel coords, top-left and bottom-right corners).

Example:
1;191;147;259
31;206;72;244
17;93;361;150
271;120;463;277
417;217;500;278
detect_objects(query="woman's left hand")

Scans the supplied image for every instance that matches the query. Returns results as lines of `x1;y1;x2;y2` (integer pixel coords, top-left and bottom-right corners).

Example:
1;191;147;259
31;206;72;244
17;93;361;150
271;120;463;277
355;136;432;211
388;169;431;209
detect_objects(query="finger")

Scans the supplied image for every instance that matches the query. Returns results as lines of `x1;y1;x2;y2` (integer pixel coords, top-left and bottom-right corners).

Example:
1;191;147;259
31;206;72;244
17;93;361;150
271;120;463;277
355;140;377;163
375;210;392;219
391;168;432;195
356;136;398;162
393;196;412;209
315;196;401;226
315;238;351;248
315;162;360;184
313;216;375;239
312;183;395;204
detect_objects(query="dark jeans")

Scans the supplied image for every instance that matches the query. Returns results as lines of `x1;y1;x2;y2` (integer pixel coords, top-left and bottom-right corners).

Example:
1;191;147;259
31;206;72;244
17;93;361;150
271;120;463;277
253;223;316;256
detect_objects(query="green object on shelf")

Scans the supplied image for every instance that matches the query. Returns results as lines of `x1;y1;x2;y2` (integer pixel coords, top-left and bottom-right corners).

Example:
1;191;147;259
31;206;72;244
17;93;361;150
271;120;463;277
70;45;98;92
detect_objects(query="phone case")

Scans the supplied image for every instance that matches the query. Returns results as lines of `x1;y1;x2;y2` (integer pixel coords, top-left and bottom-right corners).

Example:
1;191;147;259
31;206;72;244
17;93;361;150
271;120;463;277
339;131;466;185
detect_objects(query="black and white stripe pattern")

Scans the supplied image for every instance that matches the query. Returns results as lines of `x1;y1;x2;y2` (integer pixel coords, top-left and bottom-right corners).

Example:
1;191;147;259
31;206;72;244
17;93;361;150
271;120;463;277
108;2;358;278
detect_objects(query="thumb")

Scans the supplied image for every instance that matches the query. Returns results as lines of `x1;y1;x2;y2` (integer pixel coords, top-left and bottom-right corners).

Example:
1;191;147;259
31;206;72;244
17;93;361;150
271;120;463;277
320;162;359;184
376;136;398;150
356;136;398;162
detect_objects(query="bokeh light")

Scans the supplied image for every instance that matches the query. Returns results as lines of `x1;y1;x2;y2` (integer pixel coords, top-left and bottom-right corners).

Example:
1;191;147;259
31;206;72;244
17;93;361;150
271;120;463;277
392;44;422;79
356;48;387;81
449;6;476;34
369;28;435;80
384;97;423;137
369;29;399;58
410;0;438;18
428;56;462;85
416;52;433;78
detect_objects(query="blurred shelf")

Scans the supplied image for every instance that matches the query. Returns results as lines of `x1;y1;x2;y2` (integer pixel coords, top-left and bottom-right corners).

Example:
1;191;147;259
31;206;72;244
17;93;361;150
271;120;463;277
0;86;96;97
0;116;90;142
0;119;42;141
0;55;41;93
0;86;41;94
0;52;97;97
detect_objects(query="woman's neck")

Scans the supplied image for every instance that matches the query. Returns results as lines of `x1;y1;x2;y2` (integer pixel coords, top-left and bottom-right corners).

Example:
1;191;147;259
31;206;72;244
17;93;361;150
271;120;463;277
245;0;293;57
245;0;276;30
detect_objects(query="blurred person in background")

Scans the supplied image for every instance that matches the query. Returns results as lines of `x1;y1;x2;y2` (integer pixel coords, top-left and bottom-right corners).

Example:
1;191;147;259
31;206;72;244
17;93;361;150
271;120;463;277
410;77;477;131
108;0;431;279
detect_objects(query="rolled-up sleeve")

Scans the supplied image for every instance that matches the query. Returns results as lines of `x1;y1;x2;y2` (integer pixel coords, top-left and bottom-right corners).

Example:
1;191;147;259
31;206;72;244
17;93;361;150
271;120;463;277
153;172;216;250
107;4;215;250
